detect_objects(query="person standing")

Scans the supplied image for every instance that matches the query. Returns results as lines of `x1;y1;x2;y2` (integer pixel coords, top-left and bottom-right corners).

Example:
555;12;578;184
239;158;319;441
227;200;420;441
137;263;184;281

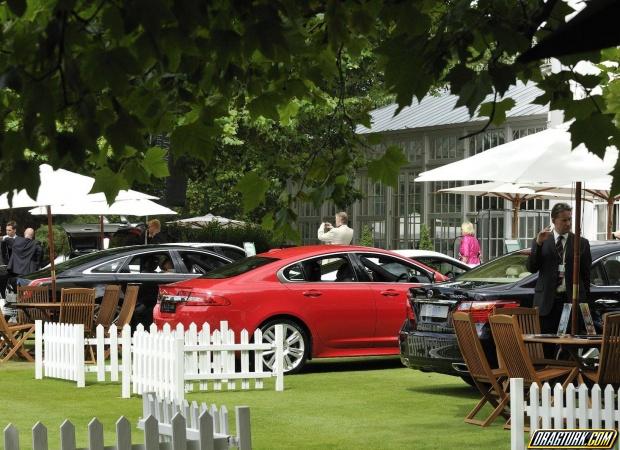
526;203;591;334
146;219;167;244
7;228;43;277
1;220;17;265
459;221;481;265
318;212;354;245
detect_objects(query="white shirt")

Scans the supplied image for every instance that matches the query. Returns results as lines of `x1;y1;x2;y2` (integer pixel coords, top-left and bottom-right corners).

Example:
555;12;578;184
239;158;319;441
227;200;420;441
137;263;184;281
317;223;354;245
552;229;568;252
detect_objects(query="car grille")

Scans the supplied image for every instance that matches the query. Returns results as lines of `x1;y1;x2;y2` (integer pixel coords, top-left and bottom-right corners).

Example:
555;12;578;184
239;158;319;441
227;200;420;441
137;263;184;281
415;321;454;333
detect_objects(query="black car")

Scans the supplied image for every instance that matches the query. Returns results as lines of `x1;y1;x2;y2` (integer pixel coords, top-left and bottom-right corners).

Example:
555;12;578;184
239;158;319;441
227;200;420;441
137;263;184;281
18;244;234;327
399;241;620;382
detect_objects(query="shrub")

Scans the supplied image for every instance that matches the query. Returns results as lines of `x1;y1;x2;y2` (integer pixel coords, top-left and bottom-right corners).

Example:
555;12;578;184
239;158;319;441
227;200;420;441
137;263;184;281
35;225;70;265
166;222;280;253
359;224;374;247
418;224;434;251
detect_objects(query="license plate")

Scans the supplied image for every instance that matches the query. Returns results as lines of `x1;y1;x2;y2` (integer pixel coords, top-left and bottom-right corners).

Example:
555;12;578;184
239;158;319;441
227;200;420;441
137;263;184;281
420;304;449;318
160;301;177;313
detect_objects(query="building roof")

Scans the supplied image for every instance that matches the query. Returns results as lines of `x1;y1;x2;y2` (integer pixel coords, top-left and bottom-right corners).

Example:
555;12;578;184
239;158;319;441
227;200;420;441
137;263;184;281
356;82;548;134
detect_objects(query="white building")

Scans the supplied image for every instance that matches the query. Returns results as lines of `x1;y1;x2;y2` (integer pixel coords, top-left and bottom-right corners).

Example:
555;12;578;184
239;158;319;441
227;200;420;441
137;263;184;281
295;82;612;261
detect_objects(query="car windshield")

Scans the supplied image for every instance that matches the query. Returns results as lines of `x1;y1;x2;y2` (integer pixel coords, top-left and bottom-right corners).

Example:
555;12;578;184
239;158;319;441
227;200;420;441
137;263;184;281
457;252;532;283
200;256;277;279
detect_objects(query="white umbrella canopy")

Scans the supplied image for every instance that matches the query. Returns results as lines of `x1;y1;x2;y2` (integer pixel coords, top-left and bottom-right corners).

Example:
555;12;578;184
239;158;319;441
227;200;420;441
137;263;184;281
168;213;245;228
28;198;177;216
0;164;96;210
415;126;618;184
437;181;576;238
532;176;619;239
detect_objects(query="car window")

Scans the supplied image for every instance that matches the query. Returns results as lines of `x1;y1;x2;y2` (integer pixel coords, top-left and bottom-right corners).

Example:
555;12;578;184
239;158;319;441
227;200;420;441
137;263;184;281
201;256;278;279
283;256;356;282
591;262;605;286
358;253;431;283
600;253;620;286
91;257;127;274
120;251;174;274
458;252;531;283
180;251;229;274
220;247;246;261
416;257;467;277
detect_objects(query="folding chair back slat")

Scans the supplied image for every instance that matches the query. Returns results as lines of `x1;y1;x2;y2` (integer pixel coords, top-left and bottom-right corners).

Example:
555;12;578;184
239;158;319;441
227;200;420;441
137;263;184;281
597;313;620;386
0;313;34;362
494;307;544;362
116;284;139;329
95;284;121;329
16;286;51;324
453;312;510;426
489;314;538;382
59;288;96;333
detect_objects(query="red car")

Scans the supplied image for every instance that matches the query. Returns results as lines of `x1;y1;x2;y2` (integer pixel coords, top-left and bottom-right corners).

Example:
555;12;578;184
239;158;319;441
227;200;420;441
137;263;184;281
154;245;446;373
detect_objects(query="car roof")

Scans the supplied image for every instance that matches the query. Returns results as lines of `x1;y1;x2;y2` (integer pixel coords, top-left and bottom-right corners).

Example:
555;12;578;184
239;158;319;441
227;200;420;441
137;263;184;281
392;249;459;260
161;242;245;251
258;245;402;259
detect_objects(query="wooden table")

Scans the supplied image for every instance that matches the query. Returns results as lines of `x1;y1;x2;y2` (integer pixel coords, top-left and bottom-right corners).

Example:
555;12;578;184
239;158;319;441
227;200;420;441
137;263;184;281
10;303;61;322
523;334;602;384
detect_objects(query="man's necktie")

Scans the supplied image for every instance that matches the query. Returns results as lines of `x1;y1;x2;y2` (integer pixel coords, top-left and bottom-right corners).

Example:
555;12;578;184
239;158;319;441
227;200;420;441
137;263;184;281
556;235;564;260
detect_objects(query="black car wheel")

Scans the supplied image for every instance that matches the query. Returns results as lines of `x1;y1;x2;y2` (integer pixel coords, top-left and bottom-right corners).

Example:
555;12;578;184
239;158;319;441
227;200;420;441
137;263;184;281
260;319;310;374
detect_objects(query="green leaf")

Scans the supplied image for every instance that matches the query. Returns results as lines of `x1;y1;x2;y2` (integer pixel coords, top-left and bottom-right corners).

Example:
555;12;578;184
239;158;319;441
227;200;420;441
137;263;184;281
7;0;26;16
143;146;169;178
92;167;130;204
234;172;269;213
478;98;516;126
367;145;407;188
170;122;214;161
248;92;281;121
569;114;618;158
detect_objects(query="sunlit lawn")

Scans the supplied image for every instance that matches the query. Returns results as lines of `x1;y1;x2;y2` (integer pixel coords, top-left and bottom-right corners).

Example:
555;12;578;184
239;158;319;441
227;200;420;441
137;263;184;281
0;357;512;449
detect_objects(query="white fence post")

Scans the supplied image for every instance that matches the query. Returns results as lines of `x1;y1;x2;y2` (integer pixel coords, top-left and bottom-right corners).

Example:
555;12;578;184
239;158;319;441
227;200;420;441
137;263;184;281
274;324;284;392
75;324;85;388
121;324;132;398
35;320;43;380
174;335;185;402
510;378;525;450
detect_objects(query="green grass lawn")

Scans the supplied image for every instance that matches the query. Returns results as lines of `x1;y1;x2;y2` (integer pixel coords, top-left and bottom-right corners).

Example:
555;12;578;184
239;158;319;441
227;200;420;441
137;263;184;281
0;357;512;449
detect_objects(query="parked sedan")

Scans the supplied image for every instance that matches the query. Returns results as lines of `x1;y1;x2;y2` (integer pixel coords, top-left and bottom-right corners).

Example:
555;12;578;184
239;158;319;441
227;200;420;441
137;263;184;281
154;245;448;373
392;249;472;279
19;245;233;327
399;241;620;383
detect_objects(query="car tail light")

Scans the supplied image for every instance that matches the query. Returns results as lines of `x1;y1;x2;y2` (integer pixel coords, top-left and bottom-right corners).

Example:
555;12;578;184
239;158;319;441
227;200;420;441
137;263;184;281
457;300;519;323
28;278;51;286
186;294;231;306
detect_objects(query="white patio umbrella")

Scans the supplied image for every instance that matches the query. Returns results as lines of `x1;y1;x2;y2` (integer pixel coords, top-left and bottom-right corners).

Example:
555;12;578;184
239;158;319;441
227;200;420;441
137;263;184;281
0;164;97;300
437;182;577;238
168;213;245;228
533;176;619;239
415;124;618;334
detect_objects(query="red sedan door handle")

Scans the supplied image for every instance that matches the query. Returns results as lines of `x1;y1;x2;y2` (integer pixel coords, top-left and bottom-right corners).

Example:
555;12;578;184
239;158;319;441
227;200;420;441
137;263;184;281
303;290;323;298
380;289;399;297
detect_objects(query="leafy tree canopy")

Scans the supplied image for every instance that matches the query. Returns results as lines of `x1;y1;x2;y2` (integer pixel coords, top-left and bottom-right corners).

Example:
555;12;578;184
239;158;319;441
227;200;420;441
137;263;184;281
1;0;619;238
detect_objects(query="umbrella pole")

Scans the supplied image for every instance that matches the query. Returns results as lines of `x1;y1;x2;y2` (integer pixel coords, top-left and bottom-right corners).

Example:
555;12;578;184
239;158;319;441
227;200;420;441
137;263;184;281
607;198;613;240
46;206;57;302
571;182;582;335
100;215;104;249
512;198;519;239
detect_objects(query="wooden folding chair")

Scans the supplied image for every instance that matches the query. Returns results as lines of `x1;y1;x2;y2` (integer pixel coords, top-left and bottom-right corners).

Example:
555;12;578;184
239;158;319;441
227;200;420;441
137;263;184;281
489;314;574;388
493;306;574;367
453;312;510;426
16;286;51;324
582;313;620;387
59;288;96;334
95;285;121;330
0;313;34;362
115;284;139;330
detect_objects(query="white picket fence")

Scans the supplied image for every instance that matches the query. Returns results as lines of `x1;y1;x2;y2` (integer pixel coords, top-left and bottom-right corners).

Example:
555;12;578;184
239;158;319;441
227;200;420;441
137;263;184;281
138;392;251;450
35;320;284;401
510;378;620;450
3;412;247;450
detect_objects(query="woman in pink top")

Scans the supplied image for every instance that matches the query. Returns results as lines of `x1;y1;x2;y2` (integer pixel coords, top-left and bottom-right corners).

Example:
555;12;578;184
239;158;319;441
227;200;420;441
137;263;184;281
459;221;481;265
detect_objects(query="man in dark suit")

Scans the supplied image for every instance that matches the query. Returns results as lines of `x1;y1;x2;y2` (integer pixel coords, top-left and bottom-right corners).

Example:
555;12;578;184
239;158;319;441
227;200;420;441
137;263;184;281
526;203;591;334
